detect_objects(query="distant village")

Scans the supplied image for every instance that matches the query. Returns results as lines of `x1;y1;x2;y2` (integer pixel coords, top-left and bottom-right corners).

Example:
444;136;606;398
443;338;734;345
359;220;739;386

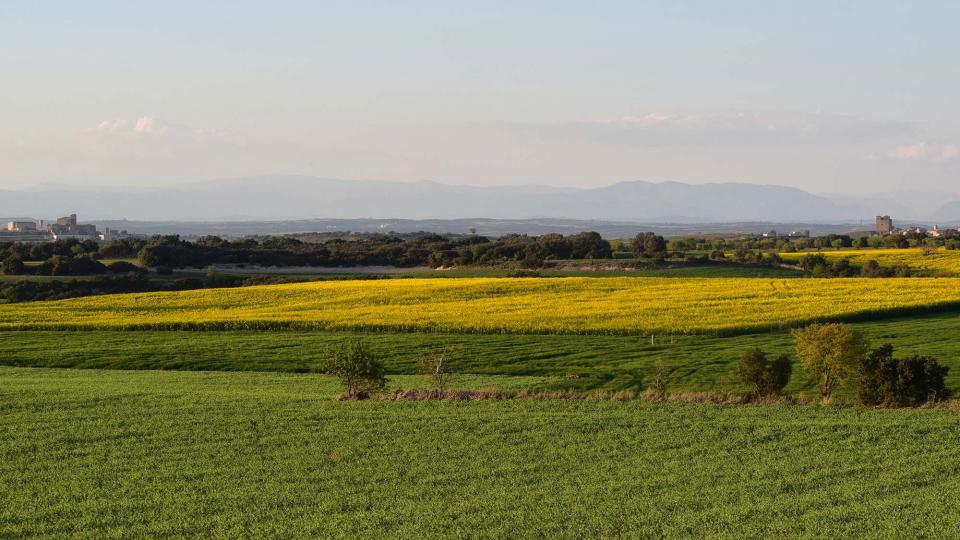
872;215;955;238
3;214;142;243
752;215;956;241
3;212;959;245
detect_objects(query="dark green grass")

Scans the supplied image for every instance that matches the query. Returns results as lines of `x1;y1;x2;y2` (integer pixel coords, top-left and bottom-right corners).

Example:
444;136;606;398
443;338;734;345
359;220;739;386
3;310;960;395
1;367;959;537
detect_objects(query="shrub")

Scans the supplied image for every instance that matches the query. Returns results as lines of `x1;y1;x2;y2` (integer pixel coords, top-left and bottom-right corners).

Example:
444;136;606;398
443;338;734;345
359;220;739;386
798;253;829;272
647;359;669;399
324;341;387;399
154;266;174;275
106;261;143;274
735;348;792;396
859;345;950;406
46;255;108;276
1;256;26;276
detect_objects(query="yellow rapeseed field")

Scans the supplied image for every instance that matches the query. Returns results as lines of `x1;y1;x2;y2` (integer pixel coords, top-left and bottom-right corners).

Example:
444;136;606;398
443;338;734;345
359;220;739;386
2;277;960;335
779;248;960;275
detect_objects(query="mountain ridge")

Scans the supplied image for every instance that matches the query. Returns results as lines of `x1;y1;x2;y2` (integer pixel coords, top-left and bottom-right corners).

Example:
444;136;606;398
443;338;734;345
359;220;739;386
0;176;944;223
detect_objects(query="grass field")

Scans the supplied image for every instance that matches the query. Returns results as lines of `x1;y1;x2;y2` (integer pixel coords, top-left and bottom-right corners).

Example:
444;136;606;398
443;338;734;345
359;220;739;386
3;310;960;395
780;248;960;275
4;276;960;334
2;367;959;537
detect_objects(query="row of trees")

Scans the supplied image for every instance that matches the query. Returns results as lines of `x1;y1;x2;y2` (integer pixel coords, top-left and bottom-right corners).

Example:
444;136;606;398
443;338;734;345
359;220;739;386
1;231;669;273
794;254;911;278
135;232;616;269
323;322;949;407
736;323;949;406
668;230;960;253
0;255;143;277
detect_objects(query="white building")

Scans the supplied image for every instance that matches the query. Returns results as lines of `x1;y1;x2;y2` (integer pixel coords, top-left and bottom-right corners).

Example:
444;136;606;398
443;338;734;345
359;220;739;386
6;221;37;232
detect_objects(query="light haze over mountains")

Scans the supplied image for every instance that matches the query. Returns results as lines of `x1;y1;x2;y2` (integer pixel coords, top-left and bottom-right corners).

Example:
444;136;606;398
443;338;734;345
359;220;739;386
2;176;958;224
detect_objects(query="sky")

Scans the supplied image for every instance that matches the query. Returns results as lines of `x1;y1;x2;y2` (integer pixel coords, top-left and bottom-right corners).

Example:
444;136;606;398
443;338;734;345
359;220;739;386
1;1;958;195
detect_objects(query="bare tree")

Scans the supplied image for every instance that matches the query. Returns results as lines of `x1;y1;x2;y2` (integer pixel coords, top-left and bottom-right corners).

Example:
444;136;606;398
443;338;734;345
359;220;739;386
419;345;460;394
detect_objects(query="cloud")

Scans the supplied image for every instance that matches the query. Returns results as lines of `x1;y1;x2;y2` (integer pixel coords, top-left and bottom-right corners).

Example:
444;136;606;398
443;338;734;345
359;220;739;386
888;142;959;162
93;116;169;136
493;110;914;147
134;117;156;134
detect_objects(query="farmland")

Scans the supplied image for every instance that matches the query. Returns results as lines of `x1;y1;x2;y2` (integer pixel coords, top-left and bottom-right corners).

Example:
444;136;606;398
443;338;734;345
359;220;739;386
2;367;959;537
4;308;960;394
779;248;960;276
4;276;960;334
6;267;960;536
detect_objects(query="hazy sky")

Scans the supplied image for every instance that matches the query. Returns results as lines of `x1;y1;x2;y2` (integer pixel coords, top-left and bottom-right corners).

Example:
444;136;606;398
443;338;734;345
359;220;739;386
2;1;958;194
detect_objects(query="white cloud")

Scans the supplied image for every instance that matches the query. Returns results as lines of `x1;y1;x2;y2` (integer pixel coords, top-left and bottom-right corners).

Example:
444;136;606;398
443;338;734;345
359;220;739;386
134;117;156;134
94;119;129;133
91;116;170;136
888;142;959;162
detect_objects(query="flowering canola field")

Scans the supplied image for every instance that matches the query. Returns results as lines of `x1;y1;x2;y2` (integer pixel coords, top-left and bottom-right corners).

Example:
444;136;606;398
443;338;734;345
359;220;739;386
3;277;960;335
779;248;960;275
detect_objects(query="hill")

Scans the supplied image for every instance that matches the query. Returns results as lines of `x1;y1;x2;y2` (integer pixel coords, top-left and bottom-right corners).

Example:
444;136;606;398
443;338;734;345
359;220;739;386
0;176;895;222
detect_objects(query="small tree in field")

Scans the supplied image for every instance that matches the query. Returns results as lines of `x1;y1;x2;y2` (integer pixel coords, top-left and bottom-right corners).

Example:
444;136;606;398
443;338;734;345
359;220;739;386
647;359;669;399
793;323;868;400
325;341;387;399
735;348;792;396
419;345;459;394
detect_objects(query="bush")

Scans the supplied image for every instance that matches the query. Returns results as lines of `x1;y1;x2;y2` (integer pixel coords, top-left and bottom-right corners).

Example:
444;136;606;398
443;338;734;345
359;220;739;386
647;359;669;399
154;266;174;275
798;253;829;272
859;345;950;406
106;261;143;274
324;341;387;399
1;256;26;276
735;348;792;396
47;255;108;276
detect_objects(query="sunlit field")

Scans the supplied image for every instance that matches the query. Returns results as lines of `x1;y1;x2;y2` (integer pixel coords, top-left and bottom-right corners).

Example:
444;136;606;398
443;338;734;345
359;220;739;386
2;367;959;538
3;276;960;335
779;248;960;275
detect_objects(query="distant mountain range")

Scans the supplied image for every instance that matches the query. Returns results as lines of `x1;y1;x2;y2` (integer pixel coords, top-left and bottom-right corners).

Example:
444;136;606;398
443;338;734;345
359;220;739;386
2;175;959;224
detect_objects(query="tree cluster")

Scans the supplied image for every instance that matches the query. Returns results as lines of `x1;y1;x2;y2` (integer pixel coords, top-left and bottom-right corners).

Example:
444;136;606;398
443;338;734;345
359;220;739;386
858;345;949;406
135;232;613;269
0;273;153;303
796;254;910;278
790;323;949;406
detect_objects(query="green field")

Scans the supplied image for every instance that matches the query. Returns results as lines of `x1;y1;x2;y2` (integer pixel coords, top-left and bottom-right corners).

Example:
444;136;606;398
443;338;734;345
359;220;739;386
2;367;958;537
4;309;960;395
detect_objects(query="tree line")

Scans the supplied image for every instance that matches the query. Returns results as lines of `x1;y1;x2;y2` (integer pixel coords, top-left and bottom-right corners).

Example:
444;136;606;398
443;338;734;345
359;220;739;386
323;322;950;408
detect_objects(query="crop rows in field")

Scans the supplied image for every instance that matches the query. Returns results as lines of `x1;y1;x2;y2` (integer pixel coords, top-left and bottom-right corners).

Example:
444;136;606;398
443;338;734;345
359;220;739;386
3;367;960;537
779;248;960;275
3;277;960;335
